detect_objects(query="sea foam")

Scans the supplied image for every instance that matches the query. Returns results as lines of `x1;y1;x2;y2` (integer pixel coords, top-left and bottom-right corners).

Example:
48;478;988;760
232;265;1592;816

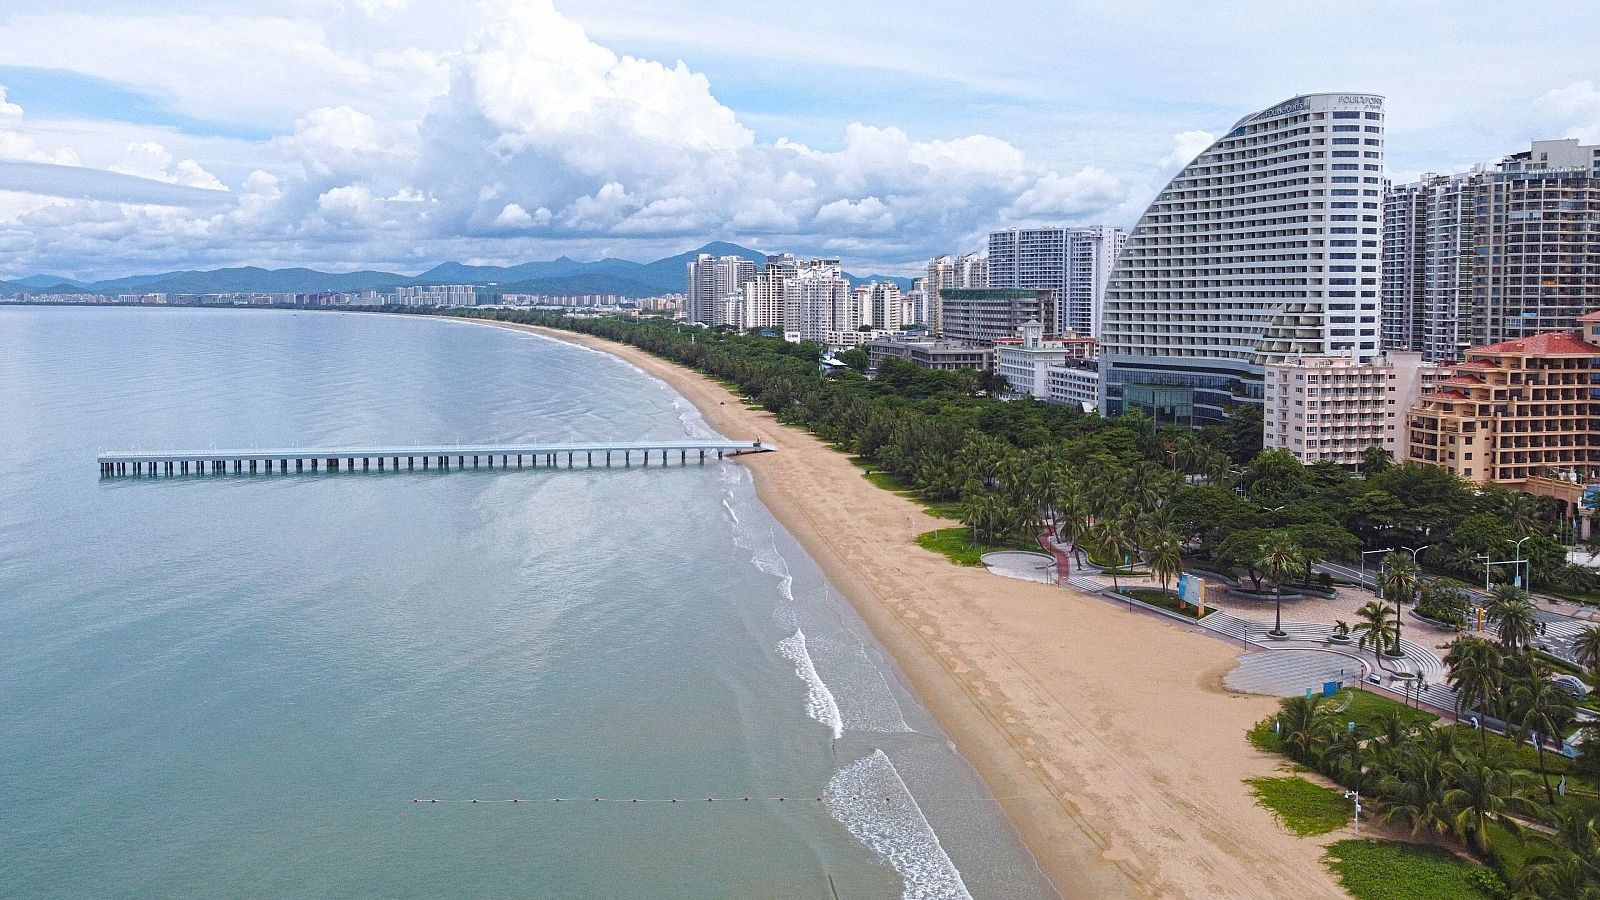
826;750;974;900
777;628;844;740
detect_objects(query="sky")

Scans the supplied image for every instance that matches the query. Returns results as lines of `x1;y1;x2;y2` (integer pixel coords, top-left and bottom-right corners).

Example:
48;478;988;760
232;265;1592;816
0;0;1597;280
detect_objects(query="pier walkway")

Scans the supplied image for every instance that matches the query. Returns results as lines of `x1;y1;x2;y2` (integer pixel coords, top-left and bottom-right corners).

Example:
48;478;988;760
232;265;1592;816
98;440;773;477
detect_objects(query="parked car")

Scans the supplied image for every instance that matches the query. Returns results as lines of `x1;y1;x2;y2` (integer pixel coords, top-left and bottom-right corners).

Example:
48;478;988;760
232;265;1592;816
1549;674;1589;699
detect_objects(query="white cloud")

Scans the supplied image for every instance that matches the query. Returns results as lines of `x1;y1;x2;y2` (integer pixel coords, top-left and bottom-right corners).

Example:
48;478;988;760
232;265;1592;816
1164;130;1215;168
1533;81;1600;142
110;142;227;190
492;202;549;227
1004;166;1123;220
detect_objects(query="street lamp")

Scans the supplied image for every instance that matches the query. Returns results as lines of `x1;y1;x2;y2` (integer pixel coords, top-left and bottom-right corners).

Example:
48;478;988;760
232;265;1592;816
1343;790;1362;834
1393;545;1430;658
1360;547;1395;597
1509;536;1532;589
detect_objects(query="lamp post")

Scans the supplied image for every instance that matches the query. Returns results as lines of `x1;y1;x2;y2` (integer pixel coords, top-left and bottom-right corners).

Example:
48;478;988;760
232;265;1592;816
1360;547;1395;597
1509;536;1532;589
1393;545;1430;658
1343;790;1361;834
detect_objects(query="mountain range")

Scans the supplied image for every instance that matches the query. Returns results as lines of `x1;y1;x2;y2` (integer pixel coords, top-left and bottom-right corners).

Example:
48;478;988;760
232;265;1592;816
5;242;915;298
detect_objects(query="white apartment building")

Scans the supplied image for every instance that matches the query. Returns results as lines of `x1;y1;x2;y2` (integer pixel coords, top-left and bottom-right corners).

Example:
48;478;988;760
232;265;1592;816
1045;361;1101;412
394;284;477;306
733;253;801;331
992;319;1097;399
1101;92;1386;425
864;281;905;331
1264;351;1443;468
988;225;1125;339
1383;138;1600;361
926;251;987;334
783;260;854;343
686;253;756;326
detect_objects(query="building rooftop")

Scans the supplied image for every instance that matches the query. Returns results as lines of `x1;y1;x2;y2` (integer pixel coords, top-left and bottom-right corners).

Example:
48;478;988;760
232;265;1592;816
1470;331;1600;356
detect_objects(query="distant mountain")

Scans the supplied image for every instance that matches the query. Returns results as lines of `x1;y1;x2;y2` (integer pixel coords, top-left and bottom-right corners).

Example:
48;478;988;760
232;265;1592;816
0;240;915;298
14;274;93;289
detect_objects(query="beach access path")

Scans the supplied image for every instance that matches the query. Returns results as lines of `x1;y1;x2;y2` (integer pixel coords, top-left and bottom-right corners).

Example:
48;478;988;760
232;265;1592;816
485;320;1353;900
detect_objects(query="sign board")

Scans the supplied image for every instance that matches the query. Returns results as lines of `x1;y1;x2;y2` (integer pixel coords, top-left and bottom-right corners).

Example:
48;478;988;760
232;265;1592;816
1585;485;1600;510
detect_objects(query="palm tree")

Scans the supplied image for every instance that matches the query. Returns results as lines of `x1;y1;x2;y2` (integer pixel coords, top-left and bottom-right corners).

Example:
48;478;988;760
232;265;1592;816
1146;530;1183;597
1053;479;1091;567
1379;744;1454;840
1486;583;1539;654
1277;694;1329;764
960;492;1007;547
1445;637;1505;747
1256;533;1303;637
1376;552;1421;657
1573;625;1600;677
1095;517;1139;595
1516;851;1600;900
1352;601;1399;665
1444;748;1523;855
1321;725;1368;790
1515;675;1578;805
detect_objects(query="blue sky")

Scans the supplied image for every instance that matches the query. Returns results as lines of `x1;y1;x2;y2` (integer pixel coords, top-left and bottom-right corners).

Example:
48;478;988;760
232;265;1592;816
0;0;1596;279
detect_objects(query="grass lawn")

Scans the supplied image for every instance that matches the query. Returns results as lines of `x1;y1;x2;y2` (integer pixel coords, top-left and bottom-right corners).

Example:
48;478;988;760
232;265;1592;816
1331;689;1438;732
1122;588;1203;619
1247;717;1283;754
1248;776;1351;836
915;528;1005;567
847;456;962;521
1323;840;1500;900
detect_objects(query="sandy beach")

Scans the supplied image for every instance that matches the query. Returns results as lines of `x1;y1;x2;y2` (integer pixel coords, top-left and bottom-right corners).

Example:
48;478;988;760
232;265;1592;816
486;319;1353;899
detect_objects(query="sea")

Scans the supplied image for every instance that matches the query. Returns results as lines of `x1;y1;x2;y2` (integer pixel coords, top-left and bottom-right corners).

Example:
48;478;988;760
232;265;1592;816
0;306;1054;899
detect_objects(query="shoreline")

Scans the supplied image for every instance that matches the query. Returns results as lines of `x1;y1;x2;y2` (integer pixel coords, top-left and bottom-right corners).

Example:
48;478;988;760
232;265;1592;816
476;318;1353;899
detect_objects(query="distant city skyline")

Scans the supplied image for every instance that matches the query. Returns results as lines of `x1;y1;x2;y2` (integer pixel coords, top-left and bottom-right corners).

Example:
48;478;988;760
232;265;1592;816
0;0;1596;279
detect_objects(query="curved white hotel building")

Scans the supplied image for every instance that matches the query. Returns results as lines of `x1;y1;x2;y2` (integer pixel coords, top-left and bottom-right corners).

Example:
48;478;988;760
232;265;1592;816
1099;93;1385;425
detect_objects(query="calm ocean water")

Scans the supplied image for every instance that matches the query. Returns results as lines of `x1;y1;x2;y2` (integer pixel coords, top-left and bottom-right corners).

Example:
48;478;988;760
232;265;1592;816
0;307;1052;899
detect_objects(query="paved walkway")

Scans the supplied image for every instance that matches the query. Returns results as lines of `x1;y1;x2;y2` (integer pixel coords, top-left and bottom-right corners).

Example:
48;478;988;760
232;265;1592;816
1225;650;1364;697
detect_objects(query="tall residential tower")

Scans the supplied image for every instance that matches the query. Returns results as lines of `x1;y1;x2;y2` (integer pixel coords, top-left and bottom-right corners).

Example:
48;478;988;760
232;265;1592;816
987;225;1125;338
1382;138;1600;362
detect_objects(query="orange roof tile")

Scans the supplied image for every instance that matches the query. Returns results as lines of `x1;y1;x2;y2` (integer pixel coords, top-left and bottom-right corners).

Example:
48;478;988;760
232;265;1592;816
1469;331;1600;356
1578;310;1600;322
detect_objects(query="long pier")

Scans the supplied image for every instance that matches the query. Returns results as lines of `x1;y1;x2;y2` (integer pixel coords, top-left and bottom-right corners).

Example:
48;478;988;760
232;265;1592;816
98;440;772;477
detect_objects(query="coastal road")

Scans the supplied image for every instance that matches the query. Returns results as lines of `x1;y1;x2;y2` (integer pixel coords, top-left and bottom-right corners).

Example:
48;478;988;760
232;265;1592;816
1315;560;1595;666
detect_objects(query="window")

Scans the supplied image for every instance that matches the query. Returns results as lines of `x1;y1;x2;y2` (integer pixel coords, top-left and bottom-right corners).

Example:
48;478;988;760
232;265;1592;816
1333;111;1361;119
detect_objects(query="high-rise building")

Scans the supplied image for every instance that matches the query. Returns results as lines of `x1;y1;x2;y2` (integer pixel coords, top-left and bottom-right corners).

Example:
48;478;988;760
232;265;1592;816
1100;93;1386;425
782;259;853;343
987;225;1124;338
1264;351;1443;468
686;254;756;326
926;252;987;334
394;284;478;307
738;253;801;331
864;281;904;331
1383;138;1600;362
